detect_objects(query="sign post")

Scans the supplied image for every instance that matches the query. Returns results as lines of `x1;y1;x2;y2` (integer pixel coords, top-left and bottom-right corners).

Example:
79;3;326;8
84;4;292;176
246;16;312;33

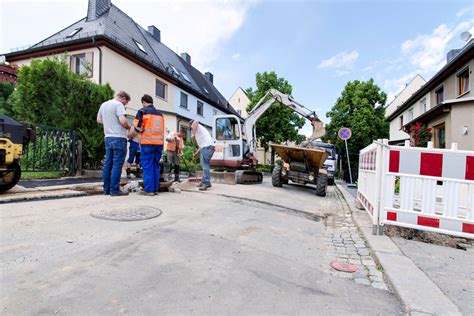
338;127;353;185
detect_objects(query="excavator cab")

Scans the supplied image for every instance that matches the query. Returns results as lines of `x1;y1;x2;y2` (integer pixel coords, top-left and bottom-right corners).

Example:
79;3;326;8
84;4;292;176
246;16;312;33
211;115;244;168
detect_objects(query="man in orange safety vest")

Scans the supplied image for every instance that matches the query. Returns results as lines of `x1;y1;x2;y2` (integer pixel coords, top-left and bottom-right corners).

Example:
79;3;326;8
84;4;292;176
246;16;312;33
133;94;165;195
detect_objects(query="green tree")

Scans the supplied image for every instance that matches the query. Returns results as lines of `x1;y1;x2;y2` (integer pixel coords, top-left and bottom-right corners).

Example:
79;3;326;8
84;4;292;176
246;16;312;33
0;82;15;117
246;71;306;164
10;56;114;168
324;79;388;171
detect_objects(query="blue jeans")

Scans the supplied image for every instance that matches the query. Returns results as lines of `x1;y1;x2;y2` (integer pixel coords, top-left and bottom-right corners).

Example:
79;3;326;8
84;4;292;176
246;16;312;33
141;145;163;193
127;140;141;164
200;145;215;185
103;137;127;194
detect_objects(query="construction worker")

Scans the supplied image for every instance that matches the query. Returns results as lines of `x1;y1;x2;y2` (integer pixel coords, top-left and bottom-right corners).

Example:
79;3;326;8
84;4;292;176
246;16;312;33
97;91;131;197
126;131;141;178
190;120;215;191
133;94;165;196
166;129;185;182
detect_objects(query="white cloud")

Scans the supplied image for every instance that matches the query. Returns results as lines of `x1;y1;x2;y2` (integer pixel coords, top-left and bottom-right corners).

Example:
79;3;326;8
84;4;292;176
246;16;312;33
401;24;453;74
232;53;240;60
318;50;359;75
382;17;474;103
456;6;473;17
116;0;258;71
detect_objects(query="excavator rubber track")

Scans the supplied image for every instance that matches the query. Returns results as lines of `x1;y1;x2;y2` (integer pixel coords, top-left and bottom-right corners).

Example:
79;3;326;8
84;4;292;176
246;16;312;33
235;170;263;184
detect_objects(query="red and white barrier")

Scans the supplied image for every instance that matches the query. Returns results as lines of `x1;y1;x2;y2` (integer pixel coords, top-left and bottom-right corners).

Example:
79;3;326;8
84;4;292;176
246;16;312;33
358;139;474;239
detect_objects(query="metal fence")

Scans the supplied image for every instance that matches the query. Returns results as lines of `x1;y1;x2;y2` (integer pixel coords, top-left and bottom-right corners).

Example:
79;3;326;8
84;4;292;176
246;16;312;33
21;125;77;175
358;139;474;239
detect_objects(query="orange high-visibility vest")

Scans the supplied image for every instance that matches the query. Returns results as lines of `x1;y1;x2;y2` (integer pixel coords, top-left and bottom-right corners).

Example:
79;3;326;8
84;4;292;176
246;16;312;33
166;132;183;152
134;106;165;145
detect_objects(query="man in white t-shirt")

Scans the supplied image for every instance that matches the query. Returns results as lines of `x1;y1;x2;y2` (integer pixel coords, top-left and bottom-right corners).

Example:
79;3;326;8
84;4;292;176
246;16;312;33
190;120;215;190
97;91;131;196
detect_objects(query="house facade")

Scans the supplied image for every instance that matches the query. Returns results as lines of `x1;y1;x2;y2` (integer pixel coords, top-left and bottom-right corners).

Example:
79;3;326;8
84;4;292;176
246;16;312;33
387;40;473;150
3;0;236;142
385;74;426;145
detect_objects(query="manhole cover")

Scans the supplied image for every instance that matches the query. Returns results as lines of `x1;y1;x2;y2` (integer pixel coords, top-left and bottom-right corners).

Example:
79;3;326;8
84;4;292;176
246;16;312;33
330;261;358;273
91;206;162;221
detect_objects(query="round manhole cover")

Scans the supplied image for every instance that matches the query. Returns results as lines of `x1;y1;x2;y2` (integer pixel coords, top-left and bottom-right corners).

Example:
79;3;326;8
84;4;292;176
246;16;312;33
91;206;162;221
330;261;358;273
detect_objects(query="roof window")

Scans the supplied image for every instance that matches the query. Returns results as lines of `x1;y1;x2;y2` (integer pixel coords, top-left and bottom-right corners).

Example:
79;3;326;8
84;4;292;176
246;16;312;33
134;40;147;54
203;87;209;94
168;64;180;77
180;71;191;82
67;28;82;38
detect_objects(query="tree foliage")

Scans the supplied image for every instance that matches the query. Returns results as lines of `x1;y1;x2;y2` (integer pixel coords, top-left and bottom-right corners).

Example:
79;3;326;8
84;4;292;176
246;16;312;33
246;71;306;161
0;82;15;117
324;79;388;167
9;57;114;168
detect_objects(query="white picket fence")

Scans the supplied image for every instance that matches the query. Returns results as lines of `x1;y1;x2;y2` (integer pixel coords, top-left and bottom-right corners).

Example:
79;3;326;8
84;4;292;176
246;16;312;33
357;139;474;239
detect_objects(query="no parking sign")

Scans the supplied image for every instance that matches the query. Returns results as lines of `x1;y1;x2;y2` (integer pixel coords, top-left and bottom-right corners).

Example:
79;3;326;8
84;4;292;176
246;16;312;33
338;127;353;184
338;127;352;140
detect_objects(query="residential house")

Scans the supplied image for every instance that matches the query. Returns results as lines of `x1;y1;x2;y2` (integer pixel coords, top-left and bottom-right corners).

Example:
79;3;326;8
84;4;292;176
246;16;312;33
228;87;271;164
3;0;237;142
385;74;426;145
0;63;17;84
228;87;251;118
387;39;473;150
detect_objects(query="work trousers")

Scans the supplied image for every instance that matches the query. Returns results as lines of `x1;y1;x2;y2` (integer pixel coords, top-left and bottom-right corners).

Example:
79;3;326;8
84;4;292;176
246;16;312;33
140;144;163;193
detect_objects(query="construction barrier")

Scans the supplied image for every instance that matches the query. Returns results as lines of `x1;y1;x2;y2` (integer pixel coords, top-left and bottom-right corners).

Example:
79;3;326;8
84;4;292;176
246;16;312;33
357;139;474;239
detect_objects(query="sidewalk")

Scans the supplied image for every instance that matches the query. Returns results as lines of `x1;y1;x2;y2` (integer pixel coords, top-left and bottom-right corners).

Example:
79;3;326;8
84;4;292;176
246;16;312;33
336;180;469;315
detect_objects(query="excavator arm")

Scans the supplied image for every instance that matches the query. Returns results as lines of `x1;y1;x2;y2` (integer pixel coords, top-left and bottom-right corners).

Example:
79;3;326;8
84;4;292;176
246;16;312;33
243;88;325;155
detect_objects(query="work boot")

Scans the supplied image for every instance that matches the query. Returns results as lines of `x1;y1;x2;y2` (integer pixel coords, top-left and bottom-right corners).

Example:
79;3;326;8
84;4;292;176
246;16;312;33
199;184;211;191
110;191;129;197
174;174;181;183
139;191;154;196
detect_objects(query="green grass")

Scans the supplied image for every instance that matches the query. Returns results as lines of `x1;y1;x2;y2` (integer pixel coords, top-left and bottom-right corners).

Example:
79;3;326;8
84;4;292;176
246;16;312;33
21;171;64;180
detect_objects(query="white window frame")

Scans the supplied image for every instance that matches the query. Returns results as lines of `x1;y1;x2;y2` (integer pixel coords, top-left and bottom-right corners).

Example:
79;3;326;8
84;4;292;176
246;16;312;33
155;79;167;100
197;100;204;116
180;92;188;109
456;66;470;96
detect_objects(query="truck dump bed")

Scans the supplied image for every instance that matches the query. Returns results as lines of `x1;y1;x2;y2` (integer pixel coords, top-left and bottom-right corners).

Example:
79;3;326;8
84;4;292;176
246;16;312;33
271;143;328;170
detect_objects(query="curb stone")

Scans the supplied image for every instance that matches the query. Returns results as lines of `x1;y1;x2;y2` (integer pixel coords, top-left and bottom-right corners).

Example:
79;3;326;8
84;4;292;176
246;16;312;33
335;180;462;316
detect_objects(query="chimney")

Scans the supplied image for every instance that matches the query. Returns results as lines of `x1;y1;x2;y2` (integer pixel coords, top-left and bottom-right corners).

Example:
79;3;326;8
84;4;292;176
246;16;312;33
180;53;191;64
87;0;111;21
147;25;161;42
205;72;213;84
447;49;461;63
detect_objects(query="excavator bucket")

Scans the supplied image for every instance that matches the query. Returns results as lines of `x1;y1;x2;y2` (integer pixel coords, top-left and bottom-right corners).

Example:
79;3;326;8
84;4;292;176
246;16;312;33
310;118;326;140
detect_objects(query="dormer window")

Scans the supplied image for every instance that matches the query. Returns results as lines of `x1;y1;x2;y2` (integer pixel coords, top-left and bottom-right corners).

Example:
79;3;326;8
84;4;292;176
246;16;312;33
134;40;146;54
67;28;82;38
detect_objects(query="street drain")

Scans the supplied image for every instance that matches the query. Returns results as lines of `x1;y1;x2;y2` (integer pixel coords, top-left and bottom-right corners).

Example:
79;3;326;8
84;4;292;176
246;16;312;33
91;206;162;221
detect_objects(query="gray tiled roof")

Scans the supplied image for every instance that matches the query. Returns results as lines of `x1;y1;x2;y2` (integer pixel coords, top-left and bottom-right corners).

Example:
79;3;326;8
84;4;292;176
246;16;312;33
7;4;235;115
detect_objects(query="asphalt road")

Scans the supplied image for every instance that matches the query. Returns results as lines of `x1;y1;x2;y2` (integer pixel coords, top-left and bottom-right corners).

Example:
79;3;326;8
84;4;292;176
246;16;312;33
0;180;404;315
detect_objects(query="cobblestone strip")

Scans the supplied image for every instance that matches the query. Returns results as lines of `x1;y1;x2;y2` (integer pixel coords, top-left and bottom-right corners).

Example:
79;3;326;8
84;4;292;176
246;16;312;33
323;188;389;291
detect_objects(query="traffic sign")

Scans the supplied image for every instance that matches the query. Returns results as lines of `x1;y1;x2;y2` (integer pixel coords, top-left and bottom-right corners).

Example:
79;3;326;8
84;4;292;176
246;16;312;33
338;127;352;140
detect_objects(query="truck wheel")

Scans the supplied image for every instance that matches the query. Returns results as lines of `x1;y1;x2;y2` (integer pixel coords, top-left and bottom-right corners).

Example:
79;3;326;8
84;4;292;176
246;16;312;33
316;172;328;197
272;165;283;187
0;161;21;193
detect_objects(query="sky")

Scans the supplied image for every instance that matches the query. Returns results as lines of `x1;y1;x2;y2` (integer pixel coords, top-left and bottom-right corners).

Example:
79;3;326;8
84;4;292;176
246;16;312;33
1;0;473;135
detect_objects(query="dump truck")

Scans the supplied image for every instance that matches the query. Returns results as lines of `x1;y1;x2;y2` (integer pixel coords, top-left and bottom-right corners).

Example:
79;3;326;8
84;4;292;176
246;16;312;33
271;143;329;196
